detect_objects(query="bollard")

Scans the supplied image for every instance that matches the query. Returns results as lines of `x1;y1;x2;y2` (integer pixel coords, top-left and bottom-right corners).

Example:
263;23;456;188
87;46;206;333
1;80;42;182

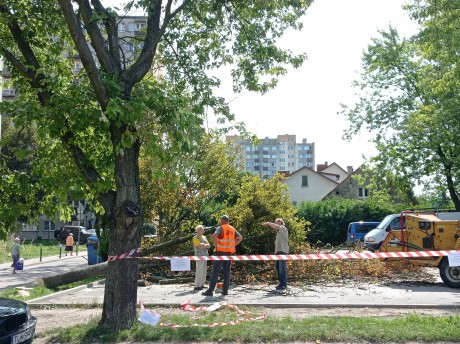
59;244;62;258
76;243;79;256
39;244;42;262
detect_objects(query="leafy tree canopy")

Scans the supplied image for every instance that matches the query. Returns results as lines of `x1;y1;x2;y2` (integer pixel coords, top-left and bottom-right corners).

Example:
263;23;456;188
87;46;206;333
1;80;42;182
140;134;242;237
341;1;460;210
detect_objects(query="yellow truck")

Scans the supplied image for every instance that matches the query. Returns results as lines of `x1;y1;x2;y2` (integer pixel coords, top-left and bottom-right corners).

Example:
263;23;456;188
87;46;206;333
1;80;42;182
379;211;460;288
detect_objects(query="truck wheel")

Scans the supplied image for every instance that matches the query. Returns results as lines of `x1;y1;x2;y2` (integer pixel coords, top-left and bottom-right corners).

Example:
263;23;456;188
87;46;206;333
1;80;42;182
439;258;460;288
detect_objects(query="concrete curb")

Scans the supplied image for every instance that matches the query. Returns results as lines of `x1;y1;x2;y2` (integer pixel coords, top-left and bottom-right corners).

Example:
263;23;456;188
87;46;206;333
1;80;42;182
27;279;106;307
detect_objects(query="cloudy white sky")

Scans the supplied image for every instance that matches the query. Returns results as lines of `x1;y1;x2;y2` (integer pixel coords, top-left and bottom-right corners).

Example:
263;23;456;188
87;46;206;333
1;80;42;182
211;0;418;170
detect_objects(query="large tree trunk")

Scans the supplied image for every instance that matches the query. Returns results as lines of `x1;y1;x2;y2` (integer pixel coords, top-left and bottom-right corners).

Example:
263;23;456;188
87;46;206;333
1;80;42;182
99;140;142;330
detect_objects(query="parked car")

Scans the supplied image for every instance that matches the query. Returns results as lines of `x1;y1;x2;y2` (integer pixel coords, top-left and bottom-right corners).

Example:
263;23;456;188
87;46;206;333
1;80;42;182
54;225;93;244
0;297;37;344
364;211;460;251
346;221;380;245
364;214;406;251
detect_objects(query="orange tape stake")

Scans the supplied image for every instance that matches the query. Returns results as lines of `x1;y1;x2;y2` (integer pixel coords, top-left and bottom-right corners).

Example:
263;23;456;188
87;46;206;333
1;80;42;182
138;300;267;328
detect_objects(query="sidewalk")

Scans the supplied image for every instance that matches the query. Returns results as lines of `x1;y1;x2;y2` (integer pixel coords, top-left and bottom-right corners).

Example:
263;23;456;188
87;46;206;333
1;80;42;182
28;271;460;310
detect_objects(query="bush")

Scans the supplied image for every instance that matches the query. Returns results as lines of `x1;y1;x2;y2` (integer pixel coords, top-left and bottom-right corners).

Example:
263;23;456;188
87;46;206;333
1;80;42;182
297;198;397;246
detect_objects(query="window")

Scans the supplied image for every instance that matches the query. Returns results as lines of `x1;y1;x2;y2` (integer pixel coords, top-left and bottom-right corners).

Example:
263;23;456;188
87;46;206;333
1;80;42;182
245;147;251;151
271;146;277;151
118;23;125;32
279;158;285;162
358;187;369;199
301;175;308;187
246;162;252;168
74;61;83;71
136;22;146;30
280;150;286;154
44;221;55;231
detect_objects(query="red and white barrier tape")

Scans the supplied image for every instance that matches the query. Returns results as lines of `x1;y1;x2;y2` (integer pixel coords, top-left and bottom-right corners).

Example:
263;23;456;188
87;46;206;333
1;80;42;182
107;248;142;261
138;299;267;328
110;249;460;262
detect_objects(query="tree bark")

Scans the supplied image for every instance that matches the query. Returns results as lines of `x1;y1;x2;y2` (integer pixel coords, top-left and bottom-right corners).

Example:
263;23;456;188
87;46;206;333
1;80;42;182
99;141;142;330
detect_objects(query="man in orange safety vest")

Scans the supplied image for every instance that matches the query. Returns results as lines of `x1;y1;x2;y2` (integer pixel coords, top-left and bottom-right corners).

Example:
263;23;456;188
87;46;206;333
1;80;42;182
202;215;243;296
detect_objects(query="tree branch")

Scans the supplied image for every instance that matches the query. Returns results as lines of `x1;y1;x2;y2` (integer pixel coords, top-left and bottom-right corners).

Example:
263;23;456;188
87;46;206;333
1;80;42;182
90;0;121;73
58;0;110;110
78;0;119;74
123;0;190;91
0;5;52;106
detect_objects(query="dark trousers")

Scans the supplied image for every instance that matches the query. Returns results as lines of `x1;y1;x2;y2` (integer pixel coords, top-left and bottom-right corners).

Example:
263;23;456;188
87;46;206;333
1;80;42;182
208;252;232;292
275;251;287;288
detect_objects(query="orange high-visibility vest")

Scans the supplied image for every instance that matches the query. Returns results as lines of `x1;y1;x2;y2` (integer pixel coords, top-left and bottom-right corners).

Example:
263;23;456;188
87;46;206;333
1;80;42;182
215;224;237;253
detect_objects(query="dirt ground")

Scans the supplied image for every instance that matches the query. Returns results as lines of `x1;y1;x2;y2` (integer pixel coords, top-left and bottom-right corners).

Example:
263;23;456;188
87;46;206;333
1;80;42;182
31;305;459;344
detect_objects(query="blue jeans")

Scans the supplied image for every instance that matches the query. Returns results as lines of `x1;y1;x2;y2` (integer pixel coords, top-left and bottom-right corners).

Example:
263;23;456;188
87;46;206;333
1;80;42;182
275;251;287;288
208;252;232;293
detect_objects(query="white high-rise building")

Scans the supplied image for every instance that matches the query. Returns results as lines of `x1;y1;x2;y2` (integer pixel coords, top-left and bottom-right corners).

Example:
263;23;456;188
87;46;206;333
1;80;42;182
227;134;315;179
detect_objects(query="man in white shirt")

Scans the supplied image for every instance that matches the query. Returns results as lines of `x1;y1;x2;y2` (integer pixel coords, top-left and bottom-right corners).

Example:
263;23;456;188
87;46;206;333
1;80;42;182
262;218;289;291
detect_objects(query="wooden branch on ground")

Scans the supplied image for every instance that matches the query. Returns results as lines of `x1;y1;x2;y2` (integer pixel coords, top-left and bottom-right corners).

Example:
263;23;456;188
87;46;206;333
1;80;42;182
36;262;107;288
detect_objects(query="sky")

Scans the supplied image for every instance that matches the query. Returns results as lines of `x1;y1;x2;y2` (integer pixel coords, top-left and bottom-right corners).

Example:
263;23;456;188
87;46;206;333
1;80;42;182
210;0;418;170
103;0;418;171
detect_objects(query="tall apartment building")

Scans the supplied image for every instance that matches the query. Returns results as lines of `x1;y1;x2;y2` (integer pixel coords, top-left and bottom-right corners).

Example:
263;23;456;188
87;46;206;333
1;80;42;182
227;134;315;179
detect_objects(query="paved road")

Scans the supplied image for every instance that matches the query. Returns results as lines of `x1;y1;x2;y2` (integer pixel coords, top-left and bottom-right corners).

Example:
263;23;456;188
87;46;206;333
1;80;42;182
2;253;460;310
0;250;89;291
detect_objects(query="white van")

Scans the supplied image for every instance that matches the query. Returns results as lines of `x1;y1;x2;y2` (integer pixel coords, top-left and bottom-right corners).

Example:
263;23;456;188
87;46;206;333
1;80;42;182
364;212;460;251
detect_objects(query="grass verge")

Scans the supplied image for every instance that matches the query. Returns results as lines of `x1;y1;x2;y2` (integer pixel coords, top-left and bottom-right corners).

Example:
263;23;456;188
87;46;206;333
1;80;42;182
0;238;68;263
48;311;460;343
0;276;104;301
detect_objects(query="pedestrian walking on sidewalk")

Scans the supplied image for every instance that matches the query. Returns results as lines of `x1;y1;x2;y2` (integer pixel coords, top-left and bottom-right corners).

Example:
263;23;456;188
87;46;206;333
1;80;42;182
65;233;75;256
202;215;243;297
11;237;21;274
261;218;289;291
192;225;210;290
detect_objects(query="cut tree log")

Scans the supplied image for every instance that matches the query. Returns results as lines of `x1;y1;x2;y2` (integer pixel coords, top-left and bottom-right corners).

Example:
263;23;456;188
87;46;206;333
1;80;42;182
141;227;215;256
36;262;107;288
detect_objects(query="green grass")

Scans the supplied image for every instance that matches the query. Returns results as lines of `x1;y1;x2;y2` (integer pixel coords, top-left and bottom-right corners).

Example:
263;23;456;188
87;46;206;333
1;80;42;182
0;276;104;301
0;238;85;263
48;311;460;343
